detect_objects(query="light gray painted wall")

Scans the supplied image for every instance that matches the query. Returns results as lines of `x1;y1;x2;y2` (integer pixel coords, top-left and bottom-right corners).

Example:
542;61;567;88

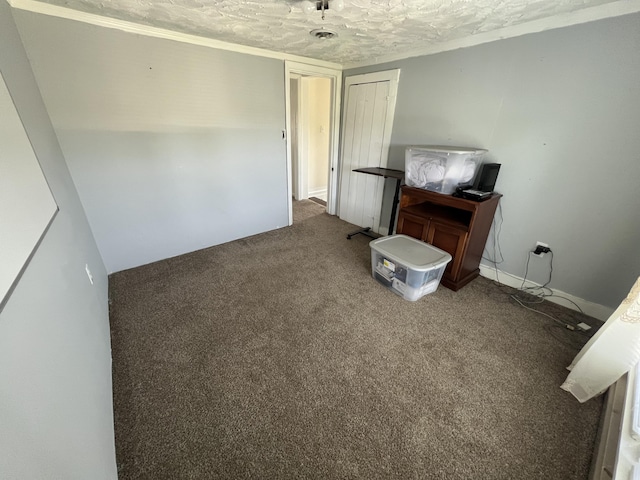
345;13;640;309
14;10;288;273
0;2;116;478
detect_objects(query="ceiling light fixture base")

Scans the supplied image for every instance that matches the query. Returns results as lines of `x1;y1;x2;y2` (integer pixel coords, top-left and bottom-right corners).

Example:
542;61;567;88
310;28;338;40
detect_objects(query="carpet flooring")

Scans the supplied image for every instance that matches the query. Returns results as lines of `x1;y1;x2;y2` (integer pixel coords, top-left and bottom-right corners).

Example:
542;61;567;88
109;200;603;479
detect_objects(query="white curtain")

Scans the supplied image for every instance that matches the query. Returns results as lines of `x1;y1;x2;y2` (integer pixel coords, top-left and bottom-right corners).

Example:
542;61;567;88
561;277;640;403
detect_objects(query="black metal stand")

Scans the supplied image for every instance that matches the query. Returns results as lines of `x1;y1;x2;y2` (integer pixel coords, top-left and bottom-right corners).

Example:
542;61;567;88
346;167;405;240
346;226;377;240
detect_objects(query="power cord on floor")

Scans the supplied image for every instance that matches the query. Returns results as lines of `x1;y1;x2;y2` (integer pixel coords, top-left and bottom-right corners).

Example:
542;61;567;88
510;290;587;333
512;251;554;304
543;323;590;349
479;206;591;342
511;249;586;314
508;250;594;339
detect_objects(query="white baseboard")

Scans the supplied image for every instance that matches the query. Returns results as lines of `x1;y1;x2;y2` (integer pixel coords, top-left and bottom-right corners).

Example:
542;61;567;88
479;264;612;322
308;188;327;201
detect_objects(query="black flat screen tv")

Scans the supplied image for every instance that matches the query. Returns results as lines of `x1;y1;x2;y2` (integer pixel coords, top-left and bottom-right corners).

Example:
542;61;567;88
474;163;501;192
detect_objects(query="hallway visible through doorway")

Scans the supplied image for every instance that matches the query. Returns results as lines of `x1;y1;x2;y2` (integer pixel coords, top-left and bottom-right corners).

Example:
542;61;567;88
290;76;331;204
285;61;342;226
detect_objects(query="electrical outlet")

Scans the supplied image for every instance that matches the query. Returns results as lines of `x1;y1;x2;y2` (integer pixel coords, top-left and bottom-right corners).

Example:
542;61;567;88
533;241;550;257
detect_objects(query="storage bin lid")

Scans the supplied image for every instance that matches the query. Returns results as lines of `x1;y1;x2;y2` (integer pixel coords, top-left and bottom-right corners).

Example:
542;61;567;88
370;235;452;270
407;145;487;155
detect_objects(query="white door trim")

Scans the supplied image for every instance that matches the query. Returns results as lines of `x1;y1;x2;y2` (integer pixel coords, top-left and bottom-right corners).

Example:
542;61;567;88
289;74;301;201
297;77;310;201
338;69;400;235
285;61;342;225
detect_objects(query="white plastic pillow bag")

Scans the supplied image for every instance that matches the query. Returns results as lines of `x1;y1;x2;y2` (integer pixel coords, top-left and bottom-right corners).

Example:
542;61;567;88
561;277;640;402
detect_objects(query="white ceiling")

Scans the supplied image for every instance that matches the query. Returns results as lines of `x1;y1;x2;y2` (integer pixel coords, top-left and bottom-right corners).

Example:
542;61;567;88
16;0;640;67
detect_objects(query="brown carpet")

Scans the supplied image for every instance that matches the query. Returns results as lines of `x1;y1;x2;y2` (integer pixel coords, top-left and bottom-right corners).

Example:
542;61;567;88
109;200;603;479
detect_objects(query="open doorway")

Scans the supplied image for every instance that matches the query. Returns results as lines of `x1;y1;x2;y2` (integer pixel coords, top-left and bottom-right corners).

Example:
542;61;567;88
285;61;342;224
290;75;331;205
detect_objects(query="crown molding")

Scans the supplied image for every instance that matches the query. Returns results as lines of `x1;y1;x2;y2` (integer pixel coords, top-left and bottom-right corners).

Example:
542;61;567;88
9;0;639;73
8;0;342;70
343;0;640;70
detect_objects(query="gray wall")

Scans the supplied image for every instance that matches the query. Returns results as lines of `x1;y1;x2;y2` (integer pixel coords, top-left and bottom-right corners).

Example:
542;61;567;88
14;10;288;273
0;2;117;478
345;13;640;309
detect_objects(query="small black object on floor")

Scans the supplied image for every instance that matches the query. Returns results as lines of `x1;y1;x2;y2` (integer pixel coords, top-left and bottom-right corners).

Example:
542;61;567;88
309;197;326;207
346;227;379;240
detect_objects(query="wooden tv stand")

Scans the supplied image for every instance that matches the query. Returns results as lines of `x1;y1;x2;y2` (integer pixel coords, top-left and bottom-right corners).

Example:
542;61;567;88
396;186;502;291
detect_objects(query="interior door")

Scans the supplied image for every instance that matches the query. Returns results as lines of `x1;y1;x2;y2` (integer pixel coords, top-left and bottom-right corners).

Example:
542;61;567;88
339;70;400;234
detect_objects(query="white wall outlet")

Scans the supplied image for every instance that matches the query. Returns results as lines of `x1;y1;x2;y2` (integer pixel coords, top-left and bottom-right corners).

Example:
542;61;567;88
533;241;550;257
85;263;94;285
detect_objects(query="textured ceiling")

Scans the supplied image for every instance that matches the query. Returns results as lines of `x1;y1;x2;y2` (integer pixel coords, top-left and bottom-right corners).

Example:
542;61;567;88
31;0;629;66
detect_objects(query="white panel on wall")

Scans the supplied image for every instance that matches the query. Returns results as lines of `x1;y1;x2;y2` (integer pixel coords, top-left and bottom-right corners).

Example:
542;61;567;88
0;71;57;307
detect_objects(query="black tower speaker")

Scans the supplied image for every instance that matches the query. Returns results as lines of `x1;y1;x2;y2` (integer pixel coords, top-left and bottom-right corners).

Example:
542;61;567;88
474;163;501;192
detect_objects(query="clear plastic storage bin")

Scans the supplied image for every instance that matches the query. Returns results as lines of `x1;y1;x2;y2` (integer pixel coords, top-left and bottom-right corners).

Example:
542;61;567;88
405;145;487;194
369;235;452;301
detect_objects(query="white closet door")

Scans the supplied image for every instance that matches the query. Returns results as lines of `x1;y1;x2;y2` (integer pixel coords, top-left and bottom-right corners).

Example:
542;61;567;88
339;70;399;234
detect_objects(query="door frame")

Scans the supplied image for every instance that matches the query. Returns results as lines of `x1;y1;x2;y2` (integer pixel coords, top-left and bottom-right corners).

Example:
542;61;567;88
289;73;302;201
338;69;400;235
285;61;342;224
296;76;310;201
